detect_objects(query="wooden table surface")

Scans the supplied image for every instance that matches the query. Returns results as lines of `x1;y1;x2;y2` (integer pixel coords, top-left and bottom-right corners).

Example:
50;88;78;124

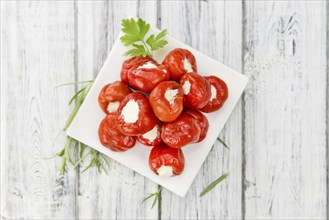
1;1;328;219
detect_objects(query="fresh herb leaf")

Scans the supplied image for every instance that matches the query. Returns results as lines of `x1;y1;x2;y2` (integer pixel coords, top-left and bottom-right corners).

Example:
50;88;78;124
54;80;94;88
80;149;110;175
121;18;150;46
123;44;148;57
141;187;162;209
120;18;168;57
68;87;85;105
199;173;229;197
53;80;110;175
217;137;229;149
146;29;168;51
63;80;94;131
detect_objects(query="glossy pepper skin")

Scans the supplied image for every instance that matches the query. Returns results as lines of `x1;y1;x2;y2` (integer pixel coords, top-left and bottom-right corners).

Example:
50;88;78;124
162;48;197;81
98;114;136;152
161;112;201;148
149;143;185;176
116;92;157;136
98;81;132;114
200;75;228;113
120;56;153;85
137;121;162;147
180;72;211;109
185;109;209;142
128;61;169;93
149;81;184;122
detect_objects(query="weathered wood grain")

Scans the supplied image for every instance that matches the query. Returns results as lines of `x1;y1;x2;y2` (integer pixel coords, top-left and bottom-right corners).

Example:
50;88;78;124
160;1;243;219
75;1;159;219
1;1;328;219
243;1;327;219
1;1;77;219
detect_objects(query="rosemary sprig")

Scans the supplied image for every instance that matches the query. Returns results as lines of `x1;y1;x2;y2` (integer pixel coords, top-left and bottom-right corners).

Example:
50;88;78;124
80;148;111;175
54;80;110;175
141;187;162;209
199;173;229;197
217;137;229;149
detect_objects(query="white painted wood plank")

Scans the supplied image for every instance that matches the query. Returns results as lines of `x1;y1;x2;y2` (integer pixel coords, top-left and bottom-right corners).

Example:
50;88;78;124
243;1;327;219
1;1;77;219
160;1;243;219
76;1;159;219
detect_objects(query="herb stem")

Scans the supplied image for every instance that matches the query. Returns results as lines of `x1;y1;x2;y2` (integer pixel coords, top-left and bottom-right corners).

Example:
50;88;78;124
141;40;153;57
64;94;84;131
60;157;67;175
74;150;91;169
63;81;93;131
64;136;72;164
55;80;93;88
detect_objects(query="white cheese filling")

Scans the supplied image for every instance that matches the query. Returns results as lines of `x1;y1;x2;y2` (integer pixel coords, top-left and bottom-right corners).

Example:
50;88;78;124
164;89;178;106
182;81;191;95
107;101;120;113
121;100;139;123
157;165;173;177
141;125;158;142
137;61;157;69
210;85;217;101
183;58;193;72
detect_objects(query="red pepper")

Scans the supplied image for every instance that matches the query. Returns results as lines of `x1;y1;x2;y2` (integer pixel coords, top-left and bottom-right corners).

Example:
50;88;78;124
200;75;228;113
128;60;169;93
149;143;185;176
120;56;153;85
116;92;157;136
185;109;209;142
149;81;184;122
98;81;132;114
161;112;201;148
98;114;136;152
137;121;162;147
162;48;197;81
180;72;211;109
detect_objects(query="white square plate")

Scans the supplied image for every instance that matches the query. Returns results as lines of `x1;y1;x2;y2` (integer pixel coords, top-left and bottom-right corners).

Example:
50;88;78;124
67;26;248;197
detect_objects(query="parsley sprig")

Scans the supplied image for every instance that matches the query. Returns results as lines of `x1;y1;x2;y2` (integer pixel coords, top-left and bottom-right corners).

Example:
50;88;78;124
120;18;168;57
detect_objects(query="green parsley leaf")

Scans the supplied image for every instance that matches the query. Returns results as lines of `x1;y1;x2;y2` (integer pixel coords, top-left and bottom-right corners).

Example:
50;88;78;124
123;44;148;57
120;18;168;57
120;18;150;46
146;29;168;51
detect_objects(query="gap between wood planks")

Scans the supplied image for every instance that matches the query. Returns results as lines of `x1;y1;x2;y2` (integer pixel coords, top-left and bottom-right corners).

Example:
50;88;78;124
326;1;329;219
156;0;162;218
73;1;80;219
241;0;247;219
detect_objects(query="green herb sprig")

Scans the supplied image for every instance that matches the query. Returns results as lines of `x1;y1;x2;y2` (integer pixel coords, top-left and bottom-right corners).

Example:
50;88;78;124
141;186;162;210
53;80;110;175
199;173;229;197
217;137;229;149
198;137;230;196
120;18;168;57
